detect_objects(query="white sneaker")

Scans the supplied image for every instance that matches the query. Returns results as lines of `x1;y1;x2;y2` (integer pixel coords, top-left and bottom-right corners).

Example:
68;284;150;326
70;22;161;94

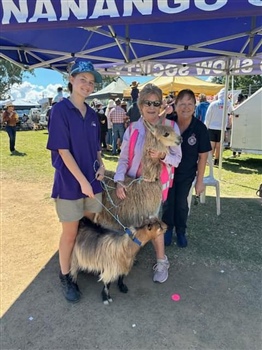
152;255;170;283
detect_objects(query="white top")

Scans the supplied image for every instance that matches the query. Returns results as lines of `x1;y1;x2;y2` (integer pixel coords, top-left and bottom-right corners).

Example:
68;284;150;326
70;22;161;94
205;89;233;130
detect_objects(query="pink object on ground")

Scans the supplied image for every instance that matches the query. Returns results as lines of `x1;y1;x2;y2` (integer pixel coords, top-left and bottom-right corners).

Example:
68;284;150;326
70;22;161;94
171;294;181;301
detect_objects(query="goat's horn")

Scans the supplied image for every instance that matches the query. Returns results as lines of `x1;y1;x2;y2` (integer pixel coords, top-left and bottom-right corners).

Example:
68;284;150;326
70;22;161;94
143;119;156;134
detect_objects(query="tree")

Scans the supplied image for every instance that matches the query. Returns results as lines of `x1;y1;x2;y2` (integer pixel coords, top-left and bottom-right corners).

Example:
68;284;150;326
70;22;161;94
0;59;27;99
211;75;262;96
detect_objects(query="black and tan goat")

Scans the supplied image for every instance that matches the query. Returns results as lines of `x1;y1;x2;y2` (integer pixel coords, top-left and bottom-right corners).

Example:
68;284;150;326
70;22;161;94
70;217;167;304
96;120;182;230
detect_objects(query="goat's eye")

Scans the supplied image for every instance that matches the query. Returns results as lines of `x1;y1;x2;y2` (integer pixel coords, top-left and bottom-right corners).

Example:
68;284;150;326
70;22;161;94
163;132;169;137
147;223;152;230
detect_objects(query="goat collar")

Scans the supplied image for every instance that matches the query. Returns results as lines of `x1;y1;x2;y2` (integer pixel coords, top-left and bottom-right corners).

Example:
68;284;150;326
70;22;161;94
124;227;142;246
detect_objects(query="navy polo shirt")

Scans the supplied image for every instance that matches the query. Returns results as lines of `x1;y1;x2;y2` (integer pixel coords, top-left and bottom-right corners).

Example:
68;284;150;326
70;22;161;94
47;99;102;200
175;116;212;183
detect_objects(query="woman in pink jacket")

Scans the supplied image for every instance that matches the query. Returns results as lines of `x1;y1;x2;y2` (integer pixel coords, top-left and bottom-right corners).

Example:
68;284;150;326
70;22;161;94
114;84;182;284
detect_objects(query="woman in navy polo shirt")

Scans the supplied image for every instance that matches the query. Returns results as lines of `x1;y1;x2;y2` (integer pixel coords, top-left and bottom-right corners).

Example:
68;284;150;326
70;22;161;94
162;89;211;248
47;61;105;303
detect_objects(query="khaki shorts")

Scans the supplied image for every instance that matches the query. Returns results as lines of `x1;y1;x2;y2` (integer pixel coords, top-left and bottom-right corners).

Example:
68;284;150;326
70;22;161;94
55;193;102;222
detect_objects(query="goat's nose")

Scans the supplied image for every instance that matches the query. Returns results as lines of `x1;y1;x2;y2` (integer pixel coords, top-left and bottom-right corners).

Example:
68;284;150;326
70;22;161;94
176;136;183;145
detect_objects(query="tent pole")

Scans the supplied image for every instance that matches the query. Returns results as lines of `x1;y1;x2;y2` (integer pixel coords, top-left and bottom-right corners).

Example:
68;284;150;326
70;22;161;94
125;25;130;61
218;62;231;179
231;75;234;105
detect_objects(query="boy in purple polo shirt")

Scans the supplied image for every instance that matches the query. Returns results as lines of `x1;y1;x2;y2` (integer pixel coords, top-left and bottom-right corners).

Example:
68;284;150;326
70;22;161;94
47;60;105;303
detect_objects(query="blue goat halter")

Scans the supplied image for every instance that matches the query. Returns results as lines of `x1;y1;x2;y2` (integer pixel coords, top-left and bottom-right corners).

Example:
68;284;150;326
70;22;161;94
124;227;142;246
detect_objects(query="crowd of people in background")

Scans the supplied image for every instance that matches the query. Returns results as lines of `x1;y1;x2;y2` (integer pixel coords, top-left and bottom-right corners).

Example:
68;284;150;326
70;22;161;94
1;82;246;164
1;76;246;166
87;81;142;155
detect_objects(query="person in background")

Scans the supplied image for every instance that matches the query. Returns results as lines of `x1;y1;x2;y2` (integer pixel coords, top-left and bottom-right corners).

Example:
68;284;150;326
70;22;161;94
114;83;182;283
47;60;105;303
108;97;127;155
126;100;141;123
121;99;129;129
162;89;211;247
105;99;115;151
195;93;210;123
0;109;3;128
121;99;128;112
164;94;176;121
2;102;20;155
95;100;108;149
52;87;64;104
230;93;247;158
205;88;232;166
130;81;139;103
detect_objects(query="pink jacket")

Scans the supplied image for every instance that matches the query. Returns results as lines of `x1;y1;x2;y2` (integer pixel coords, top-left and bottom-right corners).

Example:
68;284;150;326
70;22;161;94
114;117;182;201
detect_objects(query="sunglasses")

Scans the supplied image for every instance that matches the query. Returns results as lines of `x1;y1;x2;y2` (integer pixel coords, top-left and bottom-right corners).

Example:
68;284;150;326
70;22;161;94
143;100;162;107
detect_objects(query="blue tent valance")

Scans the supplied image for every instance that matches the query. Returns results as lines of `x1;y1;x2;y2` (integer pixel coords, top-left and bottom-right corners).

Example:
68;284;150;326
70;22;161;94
0;0;261;76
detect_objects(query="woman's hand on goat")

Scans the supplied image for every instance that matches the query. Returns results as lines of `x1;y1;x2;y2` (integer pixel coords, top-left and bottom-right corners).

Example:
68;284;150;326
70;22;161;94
148;148;166;160
116;182;126;200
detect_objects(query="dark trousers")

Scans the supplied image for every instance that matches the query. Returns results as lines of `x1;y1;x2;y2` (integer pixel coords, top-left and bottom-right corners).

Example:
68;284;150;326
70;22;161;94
5;125;17;152
100;131;107;148
162;177;194;234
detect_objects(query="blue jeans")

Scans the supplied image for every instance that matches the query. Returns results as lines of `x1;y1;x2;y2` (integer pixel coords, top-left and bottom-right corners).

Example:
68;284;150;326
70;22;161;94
5;125;17;152
112;123;125;154
106;128;113;147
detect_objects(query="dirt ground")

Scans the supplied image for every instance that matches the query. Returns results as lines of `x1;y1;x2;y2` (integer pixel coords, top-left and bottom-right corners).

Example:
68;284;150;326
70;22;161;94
1;180;261;350
1;180;60;316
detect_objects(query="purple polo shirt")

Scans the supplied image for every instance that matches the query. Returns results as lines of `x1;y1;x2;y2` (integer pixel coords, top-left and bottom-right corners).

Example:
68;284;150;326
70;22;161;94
47;98;102;200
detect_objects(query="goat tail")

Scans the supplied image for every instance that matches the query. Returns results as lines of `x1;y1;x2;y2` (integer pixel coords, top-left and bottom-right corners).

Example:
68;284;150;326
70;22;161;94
70;250;79;282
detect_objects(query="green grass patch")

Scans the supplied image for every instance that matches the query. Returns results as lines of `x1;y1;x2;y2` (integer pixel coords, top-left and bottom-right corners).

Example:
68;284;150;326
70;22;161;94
1;129;117;183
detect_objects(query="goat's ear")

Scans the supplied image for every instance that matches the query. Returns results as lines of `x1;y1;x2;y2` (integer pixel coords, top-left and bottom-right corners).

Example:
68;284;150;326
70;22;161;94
163;132;169;138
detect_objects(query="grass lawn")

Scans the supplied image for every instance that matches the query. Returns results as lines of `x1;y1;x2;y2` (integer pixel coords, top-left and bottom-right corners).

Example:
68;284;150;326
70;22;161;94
1;129;262;271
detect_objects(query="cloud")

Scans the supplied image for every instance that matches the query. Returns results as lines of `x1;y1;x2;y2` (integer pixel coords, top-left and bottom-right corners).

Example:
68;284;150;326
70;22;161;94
10;81;67;104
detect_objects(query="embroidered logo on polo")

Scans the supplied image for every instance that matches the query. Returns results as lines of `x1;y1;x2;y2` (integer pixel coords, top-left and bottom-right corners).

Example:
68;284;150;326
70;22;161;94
188;134;197;146
91;121;96;127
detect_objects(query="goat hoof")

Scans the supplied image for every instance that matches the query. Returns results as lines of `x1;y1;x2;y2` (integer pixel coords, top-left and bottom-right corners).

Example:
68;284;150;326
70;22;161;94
119;283;128;293
103;297;113;305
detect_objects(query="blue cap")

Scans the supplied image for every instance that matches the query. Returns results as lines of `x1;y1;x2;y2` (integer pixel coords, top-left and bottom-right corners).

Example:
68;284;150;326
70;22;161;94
70;60;102;83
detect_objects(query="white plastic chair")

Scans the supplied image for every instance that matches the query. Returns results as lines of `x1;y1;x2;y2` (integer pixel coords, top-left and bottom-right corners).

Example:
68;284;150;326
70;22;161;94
188;152;221;216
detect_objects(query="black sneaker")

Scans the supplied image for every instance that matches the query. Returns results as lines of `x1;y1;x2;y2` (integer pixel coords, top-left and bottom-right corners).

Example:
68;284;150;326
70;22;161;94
59;272;81;303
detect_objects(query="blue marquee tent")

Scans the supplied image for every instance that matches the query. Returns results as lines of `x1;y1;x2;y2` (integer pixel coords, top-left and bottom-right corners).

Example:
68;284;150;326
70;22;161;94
0;0;261;77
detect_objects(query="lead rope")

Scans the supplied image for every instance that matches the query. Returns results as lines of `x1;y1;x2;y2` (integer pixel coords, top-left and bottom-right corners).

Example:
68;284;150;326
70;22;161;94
90;160;142;244
94;186;142;246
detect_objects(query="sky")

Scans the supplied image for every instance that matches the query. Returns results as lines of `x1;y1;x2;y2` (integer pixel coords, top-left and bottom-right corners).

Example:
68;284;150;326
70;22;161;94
9;68;152;105
9;67;211;105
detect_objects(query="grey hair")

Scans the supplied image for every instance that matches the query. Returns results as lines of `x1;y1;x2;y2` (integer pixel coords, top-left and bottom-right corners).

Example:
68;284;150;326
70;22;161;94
137;83;163;112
